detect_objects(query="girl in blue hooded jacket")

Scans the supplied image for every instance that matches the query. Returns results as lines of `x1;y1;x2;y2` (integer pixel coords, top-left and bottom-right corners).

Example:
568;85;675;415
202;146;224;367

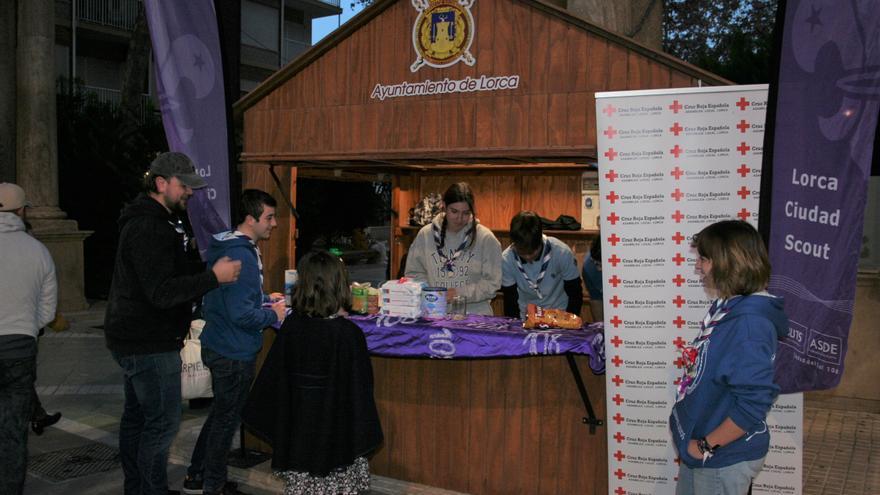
670;220;788;495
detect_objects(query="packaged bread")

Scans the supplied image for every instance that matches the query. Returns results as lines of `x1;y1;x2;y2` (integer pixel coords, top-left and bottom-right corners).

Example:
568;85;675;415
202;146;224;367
523;303;583;330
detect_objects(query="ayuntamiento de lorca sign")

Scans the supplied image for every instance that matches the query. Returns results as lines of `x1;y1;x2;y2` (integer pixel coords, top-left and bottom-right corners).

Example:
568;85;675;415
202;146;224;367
370;0;520;100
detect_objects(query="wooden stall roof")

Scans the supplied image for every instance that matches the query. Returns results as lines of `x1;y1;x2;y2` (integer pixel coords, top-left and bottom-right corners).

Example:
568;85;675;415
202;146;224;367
235;0;730;170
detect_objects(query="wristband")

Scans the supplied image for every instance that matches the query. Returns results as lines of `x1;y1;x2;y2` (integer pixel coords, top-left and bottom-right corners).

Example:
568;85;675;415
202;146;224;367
697;437;720;465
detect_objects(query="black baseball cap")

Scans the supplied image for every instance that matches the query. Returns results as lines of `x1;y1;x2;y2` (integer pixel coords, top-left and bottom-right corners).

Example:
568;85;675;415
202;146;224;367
148;152;207;189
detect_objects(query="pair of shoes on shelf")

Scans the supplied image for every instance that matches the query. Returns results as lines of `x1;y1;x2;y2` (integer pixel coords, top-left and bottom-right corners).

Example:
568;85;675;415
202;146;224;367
31;411;62;435
185;478;246;495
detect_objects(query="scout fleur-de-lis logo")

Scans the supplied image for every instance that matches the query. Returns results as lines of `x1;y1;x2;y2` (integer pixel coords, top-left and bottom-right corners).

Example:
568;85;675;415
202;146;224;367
411;0;476;72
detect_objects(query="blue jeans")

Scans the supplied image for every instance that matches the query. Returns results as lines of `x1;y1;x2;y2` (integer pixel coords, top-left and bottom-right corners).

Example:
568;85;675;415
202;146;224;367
112;351;182;495
677;457;765;495
187;348;256;493
0;356;36;495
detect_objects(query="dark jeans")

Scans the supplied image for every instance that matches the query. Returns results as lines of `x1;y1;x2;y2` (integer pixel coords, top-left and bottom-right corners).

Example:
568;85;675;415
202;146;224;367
187;348;256;493
0;356;36;495
112;350;182;495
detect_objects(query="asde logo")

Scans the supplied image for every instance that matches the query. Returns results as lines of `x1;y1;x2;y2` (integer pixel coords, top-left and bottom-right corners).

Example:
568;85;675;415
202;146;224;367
807;329;843;365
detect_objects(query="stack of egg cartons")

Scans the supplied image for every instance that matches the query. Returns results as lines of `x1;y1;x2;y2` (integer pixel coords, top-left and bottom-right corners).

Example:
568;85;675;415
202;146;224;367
379;279;425;318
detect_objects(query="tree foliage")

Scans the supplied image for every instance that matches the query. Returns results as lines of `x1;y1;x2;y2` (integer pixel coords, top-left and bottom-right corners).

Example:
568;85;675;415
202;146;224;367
663;0;778;83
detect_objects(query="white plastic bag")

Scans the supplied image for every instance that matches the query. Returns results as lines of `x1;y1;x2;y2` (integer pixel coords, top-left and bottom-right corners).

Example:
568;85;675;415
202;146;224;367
181;320;213;399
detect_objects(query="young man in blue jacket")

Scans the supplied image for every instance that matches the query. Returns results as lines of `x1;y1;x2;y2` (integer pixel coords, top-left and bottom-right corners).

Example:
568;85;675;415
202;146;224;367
184;189;286;495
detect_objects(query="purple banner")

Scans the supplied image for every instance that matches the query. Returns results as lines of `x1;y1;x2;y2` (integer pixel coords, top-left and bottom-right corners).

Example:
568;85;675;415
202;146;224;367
144;0;231;253
348;314;606;373
767;0;878;392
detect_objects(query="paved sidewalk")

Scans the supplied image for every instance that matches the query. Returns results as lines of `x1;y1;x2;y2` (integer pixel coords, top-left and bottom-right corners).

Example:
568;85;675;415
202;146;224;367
23;301;880;495
25;302;465;495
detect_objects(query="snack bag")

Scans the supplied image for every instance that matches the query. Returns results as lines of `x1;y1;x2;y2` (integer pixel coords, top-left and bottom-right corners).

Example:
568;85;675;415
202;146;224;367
523;303;583;330
351;282;370;314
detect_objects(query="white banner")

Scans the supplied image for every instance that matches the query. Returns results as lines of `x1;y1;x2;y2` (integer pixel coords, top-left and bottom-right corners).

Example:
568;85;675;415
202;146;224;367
595;85;802;495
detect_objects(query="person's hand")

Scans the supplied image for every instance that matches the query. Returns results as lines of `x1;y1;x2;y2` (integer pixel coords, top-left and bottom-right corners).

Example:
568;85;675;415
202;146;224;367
271;299;287;321
687;439;702;460
212;256;241;284
269;292;284;302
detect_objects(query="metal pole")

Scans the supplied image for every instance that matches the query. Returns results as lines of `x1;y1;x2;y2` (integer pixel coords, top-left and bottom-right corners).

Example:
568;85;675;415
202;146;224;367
70;0;77;92
278;0;284;67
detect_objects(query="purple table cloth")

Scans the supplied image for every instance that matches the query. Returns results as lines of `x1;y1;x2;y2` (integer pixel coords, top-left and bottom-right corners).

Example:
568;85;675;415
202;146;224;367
348;314;606;374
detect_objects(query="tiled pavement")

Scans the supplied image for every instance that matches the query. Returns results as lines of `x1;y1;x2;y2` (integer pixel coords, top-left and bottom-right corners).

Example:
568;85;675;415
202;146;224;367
23;302;880;494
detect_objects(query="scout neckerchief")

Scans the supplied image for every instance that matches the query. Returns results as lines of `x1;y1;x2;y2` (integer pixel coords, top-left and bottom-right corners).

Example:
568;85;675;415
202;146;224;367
514;235;552;299
432;218;475;273
675;295;743;401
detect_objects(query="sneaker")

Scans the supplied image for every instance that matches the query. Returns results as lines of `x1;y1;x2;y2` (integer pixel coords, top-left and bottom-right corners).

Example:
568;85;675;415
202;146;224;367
205;482;247;495
182;475;203;495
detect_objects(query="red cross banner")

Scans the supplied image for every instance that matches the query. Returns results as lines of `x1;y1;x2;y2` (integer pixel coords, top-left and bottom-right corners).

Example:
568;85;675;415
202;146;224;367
596;86;803;495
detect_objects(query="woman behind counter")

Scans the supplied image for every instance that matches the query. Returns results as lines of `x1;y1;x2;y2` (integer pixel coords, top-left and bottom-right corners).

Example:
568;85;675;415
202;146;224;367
242;250;383;495
670;220;787;495
405;182;502;315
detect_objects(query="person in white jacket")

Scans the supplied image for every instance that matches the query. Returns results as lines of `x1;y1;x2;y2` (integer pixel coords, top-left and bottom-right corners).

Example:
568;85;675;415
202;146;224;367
0;183;57;495
405;182;502;315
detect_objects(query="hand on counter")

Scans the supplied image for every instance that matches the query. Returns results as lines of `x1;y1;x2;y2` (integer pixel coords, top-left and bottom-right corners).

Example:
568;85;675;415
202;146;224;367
269;291;284;301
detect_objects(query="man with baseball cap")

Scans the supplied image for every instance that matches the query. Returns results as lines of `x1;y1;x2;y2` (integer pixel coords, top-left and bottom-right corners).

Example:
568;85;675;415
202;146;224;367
0;183;57;494
105;152;241;495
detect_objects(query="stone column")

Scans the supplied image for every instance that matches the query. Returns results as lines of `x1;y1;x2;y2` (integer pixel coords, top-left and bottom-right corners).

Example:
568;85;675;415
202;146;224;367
17;0;91;311
0;6;15;183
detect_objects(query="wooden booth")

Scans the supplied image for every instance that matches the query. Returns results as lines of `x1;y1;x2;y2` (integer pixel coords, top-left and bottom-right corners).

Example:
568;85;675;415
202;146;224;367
234;0;727;493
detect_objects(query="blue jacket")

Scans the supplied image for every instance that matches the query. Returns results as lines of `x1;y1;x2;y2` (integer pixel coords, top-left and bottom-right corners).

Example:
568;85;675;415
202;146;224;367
669;293;787;468
200;231;278;361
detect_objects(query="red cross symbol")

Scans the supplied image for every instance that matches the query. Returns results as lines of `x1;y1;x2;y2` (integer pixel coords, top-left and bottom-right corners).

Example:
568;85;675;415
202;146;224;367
737;119;749;133
612;393;624;406
672;253;686;266
610;315;622;327
674;356;687;369
738;186;750;199
613;412;625;424
612;355;623;367
672;231;685;244
673;315;686;328
605;169;618;182
737;164;751;177
607;212;620;225
672;295;685;308
605;148;618;161
675;457;681;466
613;431;625;443
614;468;626;480
614;450;626;462
670;144;684;158
615;486;626;495
670;166;684;180
606;191;619;204
674;376;682;385
603;125;618;139
671;210;684;223
609;275;621;287
736;97;750;111
669;100;683;113
672;274;685;287
608;233;621;246
610;295;622;308
673;336;687;348
612;374;623;386
670;121;684;135
610;335;623;347
671;188;684;201
608;254;621;267
737;142;750;155
737;208;750;220
602;103;616;116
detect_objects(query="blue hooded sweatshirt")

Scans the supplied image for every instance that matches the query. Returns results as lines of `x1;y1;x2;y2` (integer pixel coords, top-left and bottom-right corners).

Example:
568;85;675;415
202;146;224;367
200;231;278;361
669;293;787;469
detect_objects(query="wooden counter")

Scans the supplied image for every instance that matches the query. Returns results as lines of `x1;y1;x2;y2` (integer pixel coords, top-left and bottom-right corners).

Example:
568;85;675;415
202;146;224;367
369;354;607;495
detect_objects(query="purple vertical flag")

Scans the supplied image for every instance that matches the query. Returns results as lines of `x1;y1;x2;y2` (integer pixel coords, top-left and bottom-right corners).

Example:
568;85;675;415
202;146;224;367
766;0;879;392
144;0;231;254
